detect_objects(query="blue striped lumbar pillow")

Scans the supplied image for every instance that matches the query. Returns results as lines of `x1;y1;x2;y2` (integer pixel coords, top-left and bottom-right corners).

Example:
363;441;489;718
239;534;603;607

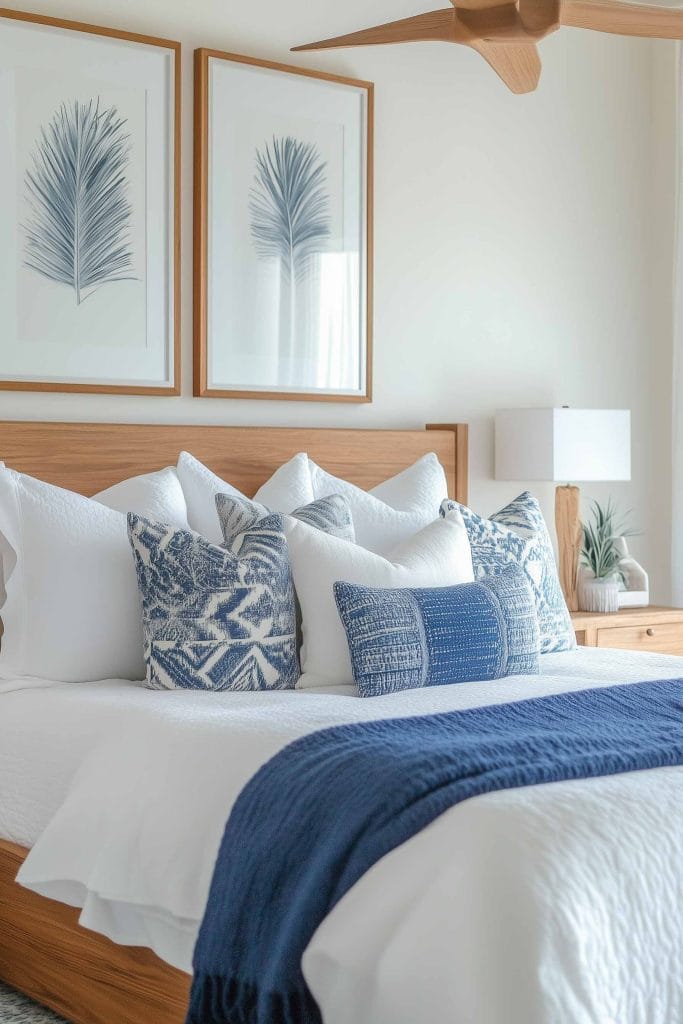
334;565;540;697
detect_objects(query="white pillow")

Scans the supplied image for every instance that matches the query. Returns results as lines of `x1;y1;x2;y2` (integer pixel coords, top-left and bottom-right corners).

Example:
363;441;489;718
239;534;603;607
0;470;150;683
176;451;313;544
94;467;188;528
308;453;448;554
285;512;474;690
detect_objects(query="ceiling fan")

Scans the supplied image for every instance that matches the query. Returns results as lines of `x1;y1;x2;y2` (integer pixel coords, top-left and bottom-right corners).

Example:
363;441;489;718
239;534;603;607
292;0;683;94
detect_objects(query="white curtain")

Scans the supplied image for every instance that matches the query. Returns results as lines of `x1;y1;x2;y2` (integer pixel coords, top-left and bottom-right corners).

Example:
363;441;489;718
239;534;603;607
673;43;683;603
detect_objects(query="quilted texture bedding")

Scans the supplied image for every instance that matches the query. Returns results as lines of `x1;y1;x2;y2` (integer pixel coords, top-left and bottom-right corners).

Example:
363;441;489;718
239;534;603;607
9;647;683;1024
188;679;683;1024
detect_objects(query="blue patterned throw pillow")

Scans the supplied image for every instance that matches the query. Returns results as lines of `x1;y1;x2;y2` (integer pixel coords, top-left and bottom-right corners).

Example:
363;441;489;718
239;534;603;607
215;493;354;547
334;565;539;697
128;513;298;691
216;492;355;654
440;492;574;654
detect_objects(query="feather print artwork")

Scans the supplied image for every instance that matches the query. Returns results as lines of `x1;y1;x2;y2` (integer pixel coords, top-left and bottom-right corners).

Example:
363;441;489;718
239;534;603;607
23;98;135;305
249;136;331;283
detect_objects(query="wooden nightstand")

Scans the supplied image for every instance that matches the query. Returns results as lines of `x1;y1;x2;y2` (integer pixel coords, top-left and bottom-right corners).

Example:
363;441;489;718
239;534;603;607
571;607;683;656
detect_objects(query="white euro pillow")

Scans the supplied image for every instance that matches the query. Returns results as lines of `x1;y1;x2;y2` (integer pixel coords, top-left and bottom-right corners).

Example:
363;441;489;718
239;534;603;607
285;511;474;690
307;453;448;554
0;469;163;683
177;451;314;544
94;467;188;528
0;462;211;682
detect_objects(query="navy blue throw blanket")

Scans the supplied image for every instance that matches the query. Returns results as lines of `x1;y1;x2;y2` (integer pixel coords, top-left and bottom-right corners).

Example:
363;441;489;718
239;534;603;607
187;679;683;1024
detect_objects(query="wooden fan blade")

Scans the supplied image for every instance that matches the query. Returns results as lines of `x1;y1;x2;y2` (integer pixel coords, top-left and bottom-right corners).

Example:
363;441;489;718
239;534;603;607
561;0;683;38
468;39;542;91
453;0;560;35
451;0;513;10
519;0;561;33
453;3;556;41
292;9;461;50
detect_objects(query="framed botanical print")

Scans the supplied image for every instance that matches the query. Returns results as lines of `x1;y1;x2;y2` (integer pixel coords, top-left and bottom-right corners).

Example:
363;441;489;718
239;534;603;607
194;49;373;402
0;9;180;394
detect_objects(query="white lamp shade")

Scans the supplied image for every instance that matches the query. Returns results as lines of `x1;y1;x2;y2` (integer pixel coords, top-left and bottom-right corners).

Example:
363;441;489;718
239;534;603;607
495;408;631;483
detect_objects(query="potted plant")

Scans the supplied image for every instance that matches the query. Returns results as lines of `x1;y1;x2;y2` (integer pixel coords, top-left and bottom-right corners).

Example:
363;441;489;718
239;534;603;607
579;499;638;613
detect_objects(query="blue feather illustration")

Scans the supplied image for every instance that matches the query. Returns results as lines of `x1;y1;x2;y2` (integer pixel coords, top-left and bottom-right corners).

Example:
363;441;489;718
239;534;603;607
23;98;135;305
249;136;330;283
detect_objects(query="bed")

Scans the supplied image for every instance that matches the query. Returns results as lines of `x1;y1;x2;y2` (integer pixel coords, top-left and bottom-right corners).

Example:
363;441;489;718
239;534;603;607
3;654;683;1024
0;419;467;1024
1;419;682;1024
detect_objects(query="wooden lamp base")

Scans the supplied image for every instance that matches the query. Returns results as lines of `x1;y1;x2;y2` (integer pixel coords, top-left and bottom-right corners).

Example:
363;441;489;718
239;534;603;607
555;484;582;612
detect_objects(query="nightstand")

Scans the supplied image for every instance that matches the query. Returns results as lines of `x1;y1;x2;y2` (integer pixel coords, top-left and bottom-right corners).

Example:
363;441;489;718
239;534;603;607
570;607;683;656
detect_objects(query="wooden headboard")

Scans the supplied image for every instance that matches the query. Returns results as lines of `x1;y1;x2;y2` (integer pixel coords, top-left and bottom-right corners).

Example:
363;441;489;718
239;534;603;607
0;421;469;504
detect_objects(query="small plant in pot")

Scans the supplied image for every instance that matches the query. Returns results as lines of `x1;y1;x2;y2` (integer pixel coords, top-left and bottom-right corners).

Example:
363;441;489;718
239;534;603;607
579;499;639;613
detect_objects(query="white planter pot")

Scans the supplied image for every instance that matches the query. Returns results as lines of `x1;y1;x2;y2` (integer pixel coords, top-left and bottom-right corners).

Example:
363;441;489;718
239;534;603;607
579;578;620;614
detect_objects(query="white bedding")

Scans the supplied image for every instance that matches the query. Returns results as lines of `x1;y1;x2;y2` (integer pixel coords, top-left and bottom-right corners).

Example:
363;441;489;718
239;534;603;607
4;647;683;1024
0;677;143;845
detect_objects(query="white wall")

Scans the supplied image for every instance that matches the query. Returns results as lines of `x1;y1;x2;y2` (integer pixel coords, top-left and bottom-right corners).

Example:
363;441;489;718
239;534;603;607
0;0;676;599
650;41;677;603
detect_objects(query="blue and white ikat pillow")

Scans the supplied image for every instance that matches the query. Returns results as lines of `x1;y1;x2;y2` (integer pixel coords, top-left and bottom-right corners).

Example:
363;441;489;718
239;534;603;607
215;492;355;548
441;492;575;654
128;512;298;691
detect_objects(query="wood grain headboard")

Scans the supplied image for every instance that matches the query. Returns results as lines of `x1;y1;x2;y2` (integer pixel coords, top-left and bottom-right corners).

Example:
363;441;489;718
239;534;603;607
0;422;469;504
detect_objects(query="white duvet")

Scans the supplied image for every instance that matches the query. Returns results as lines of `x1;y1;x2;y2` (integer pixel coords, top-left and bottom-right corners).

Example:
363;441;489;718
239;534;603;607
8;647;683;1024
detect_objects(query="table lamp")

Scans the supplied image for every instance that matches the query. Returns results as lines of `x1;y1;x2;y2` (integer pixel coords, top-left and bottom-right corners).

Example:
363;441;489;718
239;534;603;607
494;408;631;611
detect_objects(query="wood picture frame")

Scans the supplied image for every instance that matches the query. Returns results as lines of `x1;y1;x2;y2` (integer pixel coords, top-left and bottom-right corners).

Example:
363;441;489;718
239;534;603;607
0;8;181;395
194;48;373;402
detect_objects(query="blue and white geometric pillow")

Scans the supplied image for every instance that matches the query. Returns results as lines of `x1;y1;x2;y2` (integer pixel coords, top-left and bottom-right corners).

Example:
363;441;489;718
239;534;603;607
215;492;354;548
216;492;354;654
128;512;298;691
440;492;575;654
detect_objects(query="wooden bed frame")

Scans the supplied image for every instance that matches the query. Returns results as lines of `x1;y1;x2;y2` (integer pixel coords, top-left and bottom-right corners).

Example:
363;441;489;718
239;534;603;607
0;420;468;1024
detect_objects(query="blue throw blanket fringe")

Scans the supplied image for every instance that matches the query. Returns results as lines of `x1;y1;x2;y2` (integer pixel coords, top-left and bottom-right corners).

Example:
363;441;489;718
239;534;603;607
187;679;683;1024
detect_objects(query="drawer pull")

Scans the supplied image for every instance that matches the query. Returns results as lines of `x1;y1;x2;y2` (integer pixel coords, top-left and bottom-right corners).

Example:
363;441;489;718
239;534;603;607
646;628;655;637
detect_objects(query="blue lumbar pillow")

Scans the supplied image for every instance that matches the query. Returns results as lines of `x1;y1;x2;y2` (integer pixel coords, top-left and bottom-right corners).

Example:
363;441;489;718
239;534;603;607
334;565;539;697
440;492;575;655
128;512;298;691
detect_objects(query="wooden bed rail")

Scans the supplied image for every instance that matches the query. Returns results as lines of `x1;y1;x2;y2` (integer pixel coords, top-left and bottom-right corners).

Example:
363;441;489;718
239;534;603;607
0;839;190;1024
